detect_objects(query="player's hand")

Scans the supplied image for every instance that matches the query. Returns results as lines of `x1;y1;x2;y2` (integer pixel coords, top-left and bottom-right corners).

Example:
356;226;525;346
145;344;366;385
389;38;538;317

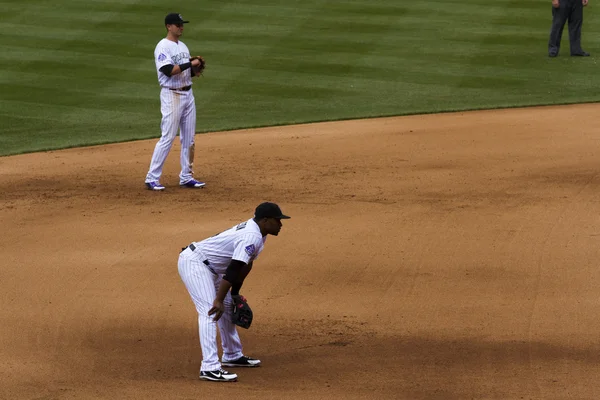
231;294;243;302
191;58;201;67
208;299;225;321
582;0;588;6
552;0;560;7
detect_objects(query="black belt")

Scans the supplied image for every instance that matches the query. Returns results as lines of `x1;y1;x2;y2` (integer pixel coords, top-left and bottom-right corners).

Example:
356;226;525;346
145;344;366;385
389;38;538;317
187;244;210;266
169;85;191;91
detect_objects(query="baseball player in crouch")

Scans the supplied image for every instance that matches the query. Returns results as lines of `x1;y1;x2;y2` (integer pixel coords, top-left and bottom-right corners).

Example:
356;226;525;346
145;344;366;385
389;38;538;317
145;13;205;191
178;202;291;382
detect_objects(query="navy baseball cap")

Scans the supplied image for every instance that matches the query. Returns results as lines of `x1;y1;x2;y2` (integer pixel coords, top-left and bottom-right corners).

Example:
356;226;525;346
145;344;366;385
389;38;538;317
254;202;291;220
165;13;189;25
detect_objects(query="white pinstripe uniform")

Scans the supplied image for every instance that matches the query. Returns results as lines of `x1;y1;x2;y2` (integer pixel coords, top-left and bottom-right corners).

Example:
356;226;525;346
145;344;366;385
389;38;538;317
145;38;197;185
178;219;266;371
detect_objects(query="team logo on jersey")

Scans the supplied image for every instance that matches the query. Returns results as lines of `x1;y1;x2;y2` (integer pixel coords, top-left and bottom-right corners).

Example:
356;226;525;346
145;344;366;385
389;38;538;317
245;244;255;256
172;52;189;65
158;53;166;62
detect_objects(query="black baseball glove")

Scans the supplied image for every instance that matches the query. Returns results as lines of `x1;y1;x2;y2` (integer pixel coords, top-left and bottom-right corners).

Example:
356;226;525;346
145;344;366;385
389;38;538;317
232;295;253;329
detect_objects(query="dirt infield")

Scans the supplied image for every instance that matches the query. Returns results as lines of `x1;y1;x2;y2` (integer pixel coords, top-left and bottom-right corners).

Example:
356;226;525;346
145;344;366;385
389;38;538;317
2;104;600;399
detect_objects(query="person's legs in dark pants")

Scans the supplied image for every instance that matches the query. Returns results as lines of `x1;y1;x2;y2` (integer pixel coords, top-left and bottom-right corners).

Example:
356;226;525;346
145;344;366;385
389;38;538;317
568;1;587;55
548;4;569;56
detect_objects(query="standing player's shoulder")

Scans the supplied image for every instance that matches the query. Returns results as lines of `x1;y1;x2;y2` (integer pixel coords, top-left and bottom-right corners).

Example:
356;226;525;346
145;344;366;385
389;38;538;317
155;38;169;53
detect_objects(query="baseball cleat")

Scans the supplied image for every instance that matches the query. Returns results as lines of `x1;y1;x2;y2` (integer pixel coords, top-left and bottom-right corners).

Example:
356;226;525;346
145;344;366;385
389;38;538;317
145;181;165;191
199;368;238;382
221;356;261;368
180;179;205;188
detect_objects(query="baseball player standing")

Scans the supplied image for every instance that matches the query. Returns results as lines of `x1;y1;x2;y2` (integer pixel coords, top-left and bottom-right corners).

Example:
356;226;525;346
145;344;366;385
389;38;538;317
145;13;205;191
178;202;291;382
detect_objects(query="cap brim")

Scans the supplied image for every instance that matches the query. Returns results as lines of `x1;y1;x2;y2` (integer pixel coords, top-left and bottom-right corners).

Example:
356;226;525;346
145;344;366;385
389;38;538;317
277;215;291;219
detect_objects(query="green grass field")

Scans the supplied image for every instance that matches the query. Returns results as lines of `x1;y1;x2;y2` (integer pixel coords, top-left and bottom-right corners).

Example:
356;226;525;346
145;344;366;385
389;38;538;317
1;0;599;156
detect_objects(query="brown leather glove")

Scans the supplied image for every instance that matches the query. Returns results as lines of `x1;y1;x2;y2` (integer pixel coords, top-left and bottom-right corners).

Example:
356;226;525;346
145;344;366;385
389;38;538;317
190;56;206;76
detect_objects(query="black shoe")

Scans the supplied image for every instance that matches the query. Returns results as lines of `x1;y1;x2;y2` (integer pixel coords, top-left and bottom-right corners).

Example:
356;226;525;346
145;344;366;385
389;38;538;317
571;51;590;56
222;356;261;368
548;52;558;58
199;368;238;382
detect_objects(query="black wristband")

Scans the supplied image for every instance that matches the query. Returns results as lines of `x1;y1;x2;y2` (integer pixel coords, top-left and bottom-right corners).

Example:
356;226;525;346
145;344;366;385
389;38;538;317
180;62;191;71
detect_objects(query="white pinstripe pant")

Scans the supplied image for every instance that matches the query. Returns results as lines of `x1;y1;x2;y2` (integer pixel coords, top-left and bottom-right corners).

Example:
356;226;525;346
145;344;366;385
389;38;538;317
146;88;197;184
178;249;244;371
